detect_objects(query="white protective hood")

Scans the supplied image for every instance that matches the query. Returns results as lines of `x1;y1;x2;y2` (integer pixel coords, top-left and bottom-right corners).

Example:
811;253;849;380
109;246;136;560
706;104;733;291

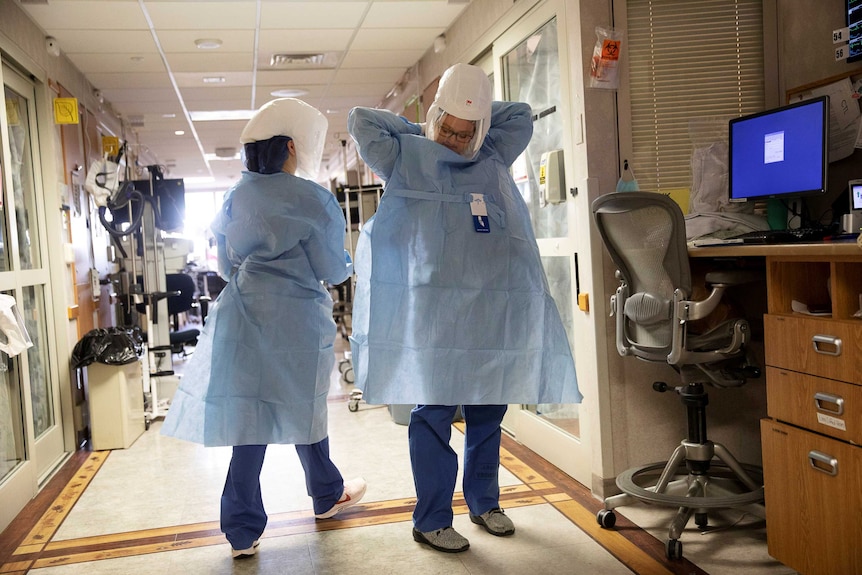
240;98;328;179
426;63;492;159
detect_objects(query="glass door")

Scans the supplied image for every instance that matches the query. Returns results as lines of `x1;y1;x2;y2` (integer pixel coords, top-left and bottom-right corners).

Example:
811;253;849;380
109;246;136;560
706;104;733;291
0;63;66;529
493;1;591;486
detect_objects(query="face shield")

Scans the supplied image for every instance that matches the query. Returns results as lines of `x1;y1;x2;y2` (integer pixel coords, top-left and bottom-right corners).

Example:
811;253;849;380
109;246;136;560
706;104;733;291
425;63;492;159
239;98;328;179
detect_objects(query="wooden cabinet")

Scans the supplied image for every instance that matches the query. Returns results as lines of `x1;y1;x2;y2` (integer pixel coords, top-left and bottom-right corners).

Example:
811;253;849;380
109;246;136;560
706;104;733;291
761;252;862;575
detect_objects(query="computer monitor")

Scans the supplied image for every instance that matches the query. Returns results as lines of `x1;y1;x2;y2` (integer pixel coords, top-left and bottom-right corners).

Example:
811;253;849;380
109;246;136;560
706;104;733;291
108;178;185;232
851;179;862;211
848;0;861;64
728;96;829;204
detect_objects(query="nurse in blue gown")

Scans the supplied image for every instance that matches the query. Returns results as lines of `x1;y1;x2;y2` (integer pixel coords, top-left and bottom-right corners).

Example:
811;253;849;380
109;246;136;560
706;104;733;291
162;98;366;559
348;64;580;553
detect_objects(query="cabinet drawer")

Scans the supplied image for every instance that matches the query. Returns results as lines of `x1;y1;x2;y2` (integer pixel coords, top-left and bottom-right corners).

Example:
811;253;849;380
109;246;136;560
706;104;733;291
761;420;862;575
766;367;862;445
764;314;862;381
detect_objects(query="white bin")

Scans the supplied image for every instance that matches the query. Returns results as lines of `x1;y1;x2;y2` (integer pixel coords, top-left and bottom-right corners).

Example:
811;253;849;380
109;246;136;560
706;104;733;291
86;361;146;450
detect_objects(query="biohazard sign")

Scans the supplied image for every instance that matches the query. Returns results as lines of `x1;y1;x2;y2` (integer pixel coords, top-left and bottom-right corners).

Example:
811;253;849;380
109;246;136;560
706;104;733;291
590;27;623;89
602;39;621;61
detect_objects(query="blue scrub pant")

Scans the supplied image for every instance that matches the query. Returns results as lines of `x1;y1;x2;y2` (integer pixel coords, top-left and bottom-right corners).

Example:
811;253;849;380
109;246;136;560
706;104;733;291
408;404;508;532
220;437;344;549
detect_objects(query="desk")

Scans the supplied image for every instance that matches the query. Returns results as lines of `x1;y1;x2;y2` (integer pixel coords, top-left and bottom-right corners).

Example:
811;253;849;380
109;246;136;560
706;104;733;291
691;241;862;575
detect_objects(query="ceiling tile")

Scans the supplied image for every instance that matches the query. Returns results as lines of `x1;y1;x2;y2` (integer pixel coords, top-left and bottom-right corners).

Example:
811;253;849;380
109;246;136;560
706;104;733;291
363;0;468;28
259;2;367;29
156;30;255;53
144;2;256;30
258;29;354;54
351;27;441;51
340;49;426;69
20;1;148;30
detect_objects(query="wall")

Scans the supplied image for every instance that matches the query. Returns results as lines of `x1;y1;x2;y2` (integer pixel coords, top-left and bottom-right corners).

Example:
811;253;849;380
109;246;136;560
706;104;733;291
778;1;862;219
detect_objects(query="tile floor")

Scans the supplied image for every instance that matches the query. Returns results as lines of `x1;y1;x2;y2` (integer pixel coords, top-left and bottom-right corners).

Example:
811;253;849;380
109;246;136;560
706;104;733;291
3;343;798;575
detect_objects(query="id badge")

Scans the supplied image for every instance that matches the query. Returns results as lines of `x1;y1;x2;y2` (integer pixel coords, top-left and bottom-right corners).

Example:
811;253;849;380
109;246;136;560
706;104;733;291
470;193;490;233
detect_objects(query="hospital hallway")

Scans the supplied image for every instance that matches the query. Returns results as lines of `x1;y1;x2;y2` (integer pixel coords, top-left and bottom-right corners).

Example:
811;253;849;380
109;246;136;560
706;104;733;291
0;338;796;575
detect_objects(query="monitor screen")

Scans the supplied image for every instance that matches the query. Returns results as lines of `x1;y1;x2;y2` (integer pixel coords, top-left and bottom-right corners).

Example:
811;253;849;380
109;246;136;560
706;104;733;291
108;178;185;232
849;0;861;63
728;96;829;202
852;179;862;211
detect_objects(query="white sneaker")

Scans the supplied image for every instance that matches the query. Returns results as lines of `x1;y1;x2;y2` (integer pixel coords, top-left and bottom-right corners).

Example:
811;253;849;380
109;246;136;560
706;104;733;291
314;477;367;519
231;539;260;559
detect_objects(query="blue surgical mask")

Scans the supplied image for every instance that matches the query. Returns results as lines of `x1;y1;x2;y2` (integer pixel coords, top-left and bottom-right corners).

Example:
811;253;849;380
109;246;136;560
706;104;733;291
616;177;640;193
616;160;639;192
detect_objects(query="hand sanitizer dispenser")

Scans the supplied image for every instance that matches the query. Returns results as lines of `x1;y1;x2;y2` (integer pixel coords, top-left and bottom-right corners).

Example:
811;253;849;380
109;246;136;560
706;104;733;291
539;150;566;206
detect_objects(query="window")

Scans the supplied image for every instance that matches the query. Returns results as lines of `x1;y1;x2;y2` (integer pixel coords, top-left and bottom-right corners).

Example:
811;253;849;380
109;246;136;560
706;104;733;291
626;0;765;201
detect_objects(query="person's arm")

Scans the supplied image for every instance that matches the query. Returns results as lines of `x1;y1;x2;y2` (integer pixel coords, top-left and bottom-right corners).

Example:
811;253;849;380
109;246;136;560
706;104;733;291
348;107;422;181
486;101;533;166
303;194;350;286
210;197;236;280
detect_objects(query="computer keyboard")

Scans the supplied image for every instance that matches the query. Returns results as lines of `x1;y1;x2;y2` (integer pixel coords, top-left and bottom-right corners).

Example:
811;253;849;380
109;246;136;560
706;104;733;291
729;227;834;244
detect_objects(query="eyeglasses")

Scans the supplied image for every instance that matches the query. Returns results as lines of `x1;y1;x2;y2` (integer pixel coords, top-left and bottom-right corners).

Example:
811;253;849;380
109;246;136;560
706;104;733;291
438;124;475;143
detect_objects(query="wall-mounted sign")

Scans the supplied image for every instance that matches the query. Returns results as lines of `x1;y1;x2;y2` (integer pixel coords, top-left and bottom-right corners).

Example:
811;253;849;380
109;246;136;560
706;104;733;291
53;97;79;124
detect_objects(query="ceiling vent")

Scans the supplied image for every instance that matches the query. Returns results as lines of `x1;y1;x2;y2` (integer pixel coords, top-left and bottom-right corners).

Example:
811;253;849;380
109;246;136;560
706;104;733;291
270;53;338;68
128;115;145;128
215;147;237;158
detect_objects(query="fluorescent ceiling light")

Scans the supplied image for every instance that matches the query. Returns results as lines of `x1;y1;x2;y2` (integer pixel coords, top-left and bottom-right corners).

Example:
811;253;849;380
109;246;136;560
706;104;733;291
190;110;256;121
202;76;225;84
205;153;241;161
174;130;185;136
270;88;308;98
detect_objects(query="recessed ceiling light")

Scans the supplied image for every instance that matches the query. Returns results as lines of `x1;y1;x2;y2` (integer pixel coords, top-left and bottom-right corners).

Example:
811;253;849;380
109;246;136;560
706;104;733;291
174;130;185;136
203;76;225;84
162;113;176;118
195;38;223;50
130;56;144;62
270;88;308;98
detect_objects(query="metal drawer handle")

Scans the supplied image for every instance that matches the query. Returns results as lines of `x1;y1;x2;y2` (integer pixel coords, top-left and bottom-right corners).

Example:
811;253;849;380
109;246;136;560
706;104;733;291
811;334;842;356
808;450;839;476
814;392;845;416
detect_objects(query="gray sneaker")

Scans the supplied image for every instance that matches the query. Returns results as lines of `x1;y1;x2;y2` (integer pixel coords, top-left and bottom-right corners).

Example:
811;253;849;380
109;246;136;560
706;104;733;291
412;526;470;553
470;508;515;536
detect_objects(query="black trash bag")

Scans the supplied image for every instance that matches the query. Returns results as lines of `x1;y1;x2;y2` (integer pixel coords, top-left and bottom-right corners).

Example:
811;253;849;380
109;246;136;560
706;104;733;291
72;326;144;369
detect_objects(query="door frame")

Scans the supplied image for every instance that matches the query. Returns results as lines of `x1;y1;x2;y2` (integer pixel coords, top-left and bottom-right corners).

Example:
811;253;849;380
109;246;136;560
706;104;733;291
490;0;592;487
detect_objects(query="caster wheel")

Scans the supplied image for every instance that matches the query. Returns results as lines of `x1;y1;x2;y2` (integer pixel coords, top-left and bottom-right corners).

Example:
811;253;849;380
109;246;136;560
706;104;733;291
338;360;350;374
145;418;151;430
343;367;355;384
596;509;616;528
695;512;708;529
666;538;683;560
348;400;359;412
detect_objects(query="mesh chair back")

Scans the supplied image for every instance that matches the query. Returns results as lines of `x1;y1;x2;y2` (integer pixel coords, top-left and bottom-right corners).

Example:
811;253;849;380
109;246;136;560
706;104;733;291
592;192;691;357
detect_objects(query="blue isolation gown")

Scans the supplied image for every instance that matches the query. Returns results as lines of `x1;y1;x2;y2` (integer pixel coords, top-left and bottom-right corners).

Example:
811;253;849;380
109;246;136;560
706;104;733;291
347;103;581;405
161;171;349;446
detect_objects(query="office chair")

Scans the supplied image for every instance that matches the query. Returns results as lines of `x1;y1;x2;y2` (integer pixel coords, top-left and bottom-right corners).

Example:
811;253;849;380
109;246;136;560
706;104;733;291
165;273;200;356
591;191;764;560
197;270;227;325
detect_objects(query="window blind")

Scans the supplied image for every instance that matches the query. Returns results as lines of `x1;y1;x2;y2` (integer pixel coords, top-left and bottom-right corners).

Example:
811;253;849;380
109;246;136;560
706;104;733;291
627;0;765;195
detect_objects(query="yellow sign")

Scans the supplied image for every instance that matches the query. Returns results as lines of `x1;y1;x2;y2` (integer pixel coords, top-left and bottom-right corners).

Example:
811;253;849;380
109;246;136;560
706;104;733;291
102;136;120;157
53;98;79;124
5;99;20;126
